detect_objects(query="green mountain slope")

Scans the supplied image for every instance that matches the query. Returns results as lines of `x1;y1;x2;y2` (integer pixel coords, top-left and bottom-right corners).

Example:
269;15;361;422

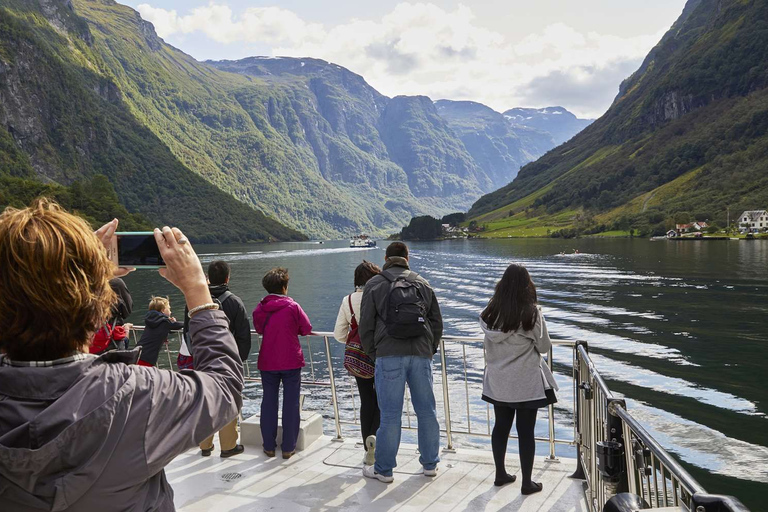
0;0;303;242
469;0;768;236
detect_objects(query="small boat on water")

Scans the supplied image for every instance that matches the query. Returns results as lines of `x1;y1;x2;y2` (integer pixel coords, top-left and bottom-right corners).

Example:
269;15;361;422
350;234;377;248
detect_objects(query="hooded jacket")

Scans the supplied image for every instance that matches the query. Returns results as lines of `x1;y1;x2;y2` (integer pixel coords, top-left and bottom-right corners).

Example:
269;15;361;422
480;309;559;404
359;257;443;360
137;310;184;366
183;284;252;362
252;295;312;371
0;309;243;511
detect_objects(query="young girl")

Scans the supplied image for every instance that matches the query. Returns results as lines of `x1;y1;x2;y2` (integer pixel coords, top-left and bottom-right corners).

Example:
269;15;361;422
137;296;184;367
480;264;558;494
253;268;312;459
333;260;381;466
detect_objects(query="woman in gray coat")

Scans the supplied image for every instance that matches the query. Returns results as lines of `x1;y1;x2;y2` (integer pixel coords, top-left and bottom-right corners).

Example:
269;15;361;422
0;199;243;511
480;263;558;494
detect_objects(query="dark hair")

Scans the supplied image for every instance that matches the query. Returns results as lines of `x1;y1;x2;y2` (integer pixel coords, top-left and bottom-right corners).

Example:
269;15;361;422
386;242;409;259
208;260;231;286
354;260;381;287
262;267;289;294
480;263;538;333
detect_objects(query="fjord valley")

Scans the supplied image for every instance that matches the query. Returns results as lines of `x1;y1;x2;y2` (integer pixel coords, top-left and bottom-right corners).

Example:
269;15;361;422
0;0;589;240
467;0;768;239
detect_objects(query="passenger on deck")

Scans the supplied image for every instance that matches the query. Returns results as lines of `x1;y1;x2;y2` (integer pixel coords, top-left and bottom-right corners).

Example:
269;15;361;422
333;260;382;466
110;277;134;349
480;263;558;494
136;296;184;367
0;199;243;512
253;268;312;460
182;260;251;458
359;242;444;483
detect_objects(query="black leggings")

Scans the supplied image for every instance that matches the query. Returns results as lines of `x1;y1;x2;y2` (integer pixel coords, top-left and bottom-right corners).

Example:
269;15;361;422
355;376;380;449
491;406;538;484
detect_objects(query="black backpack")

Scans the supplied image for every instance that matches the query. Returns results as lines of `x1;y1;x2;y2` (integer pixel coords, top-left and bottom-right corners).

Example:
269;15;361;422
380;270;429;339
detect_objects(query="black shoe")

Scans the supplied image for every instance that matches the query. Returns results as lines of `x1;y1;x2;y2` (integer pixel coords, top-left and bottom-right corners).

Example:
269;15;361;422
521;481;543;495
263;449;276;457
220;445;245;458
201;448;213;457
282;450;296;460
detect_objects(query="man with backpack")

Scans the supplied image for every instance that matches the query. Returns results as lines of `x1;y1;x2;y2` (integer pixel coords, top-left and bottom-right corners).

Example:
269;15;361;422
359;242;443;483
183;260;252;458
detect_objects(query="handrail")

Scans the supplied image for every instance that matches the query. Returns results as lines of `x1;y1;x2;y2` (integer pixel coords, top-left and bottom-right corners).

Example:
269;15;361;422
128;326;575;459
573;342;749;512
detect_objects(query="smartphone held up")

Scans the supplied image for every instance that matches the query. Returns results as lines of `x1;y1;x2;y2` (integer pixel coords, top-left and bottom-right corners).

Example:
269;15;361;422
109;232;165;269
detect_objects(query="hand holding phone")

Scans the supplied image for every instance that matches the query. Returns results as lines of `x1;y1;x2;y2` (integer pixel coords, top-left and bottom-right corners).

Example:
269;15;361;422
108;232;166;268
154;227;211;310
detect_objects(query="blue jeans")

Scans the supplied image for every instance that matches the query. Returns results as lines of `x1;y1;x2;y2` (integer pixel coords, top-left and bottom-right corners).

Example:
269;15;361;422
374;355;440;477
260;368;302;452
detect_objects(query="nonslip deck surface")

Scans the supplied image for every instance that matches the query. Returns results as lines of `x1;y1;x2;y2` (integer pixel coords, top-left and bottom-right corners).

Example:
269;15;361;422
167;436;588;511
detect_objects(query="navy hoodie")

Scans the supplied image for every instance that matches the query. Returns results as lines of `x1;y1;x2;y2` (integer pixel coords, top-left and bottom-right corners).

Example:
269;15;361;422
137;310;184;365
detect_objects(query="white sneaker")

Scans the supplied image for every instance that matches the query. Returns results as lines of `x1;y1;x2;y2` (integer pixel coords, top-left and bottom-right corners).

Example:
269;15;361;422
423;467;438;477
364;436;376;466
363;464;393;483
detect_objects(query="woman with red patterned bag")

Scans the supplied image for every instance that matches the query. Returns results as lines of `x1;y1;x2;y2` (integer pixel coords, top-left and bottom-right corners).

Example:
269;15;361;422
334;260;381;466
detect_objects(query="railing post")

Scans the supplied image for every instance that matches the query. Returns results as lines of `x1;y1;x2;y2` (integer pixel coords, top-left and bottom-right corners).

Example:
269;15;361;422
439;338;454;451
323;335;343;441
546;345;558;461
570;341;588;480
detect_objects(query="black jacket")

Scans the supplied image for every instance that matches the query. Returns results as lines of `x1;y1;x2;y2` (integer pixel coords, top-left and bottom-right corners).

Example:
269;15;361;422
359;257;443;360
109;278;133;324
138;310;184;366
184;284;252;361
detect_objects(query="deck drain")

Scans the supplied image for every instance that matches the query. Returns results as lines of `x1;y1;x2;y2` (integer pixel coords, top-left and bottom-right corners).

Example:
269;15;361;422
221;472;242;482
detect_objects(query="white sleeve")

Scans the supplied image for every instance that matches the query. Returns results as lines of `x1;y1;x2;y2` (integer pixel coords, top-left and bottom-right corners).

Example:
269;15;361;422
333;297;350;343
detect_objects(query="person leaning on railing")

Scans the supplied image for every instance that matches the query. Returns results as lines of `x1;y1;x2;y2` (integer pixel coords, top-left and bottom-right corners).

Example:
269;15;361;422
0;199;244;512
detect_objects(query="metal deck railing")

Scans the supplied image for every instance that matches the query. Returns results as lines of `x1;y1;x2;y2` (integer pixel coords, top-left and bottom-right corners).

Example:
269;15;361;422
127;327;751;512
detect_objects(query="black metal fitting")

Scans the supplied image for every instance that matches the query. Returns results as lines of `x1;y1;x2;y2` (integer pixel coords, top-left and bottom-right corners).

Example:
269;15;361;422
602;493;649;512
596;440;624;483
690;493;751;512
579;382;593;400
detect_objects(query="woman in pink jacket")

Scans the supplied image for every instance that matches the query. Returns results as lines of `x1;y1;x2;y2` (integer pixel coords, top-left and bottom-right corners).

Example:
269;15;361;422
252;267;312;459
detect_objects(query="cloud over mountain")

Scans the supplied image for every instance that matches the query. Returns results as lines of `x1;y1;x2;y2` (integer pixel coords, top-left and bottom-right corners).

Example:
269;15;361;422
136;2;665;118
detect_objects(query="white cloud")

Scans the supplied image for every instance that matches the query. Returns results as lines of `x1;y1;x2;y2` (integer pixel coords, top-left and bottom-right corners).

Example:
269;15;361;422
136;2;665;118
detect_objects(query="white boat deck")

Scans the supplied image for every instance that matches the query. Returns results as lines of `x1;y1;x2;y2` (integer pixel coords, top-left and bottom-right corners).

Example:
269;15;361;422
167;436;588;511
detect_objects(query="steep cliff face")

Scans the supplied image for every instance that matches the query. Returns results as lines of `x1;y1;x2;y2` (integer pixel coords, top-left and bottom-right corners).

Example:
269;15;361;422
435;100;571;188
0;0;303;242
378;96;487;198
469;0;768;232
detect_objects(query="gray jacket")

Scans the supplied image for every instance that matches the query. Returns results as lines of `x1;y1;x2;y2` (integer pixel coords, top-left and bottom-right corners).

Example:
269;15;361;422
0;309;243;511
359;257;443;359
481;310;559;404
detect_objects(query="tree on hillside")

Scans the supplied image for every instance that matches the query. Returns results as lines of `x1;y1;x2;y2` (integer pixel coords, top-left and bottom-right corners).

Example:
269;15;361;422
401;216;443;240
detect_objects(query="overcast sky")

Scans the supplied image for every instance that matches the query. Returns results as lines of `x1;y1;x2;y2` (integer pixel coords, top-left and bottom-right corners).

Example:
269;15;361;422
121;0;688;118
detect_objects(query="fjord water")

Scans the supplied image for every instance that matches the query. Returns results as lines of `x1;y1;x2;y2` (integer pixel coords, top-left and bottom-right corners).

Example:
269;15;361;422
124;238;767;507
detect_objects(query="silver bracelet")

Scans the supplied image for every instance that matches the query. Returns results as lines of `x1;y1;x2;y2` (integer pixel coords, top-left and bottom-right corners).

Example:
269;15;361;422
188;302;220;317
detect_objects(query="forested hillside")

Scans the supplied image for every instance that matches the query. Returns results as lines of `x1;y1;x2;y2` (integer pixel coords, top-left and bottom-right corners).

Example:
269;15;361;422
469;0;768;238
0;0;304;242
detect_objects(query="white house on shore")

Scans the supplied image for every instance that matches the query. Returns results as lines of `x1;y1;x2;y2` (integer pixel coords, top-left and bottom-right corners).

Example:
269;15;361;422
737;210;768;232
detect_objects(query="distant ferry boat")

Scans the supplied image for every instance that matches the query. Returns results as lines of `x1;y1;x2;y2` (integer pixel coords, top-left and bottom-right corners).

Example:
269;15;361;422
350;235;377;248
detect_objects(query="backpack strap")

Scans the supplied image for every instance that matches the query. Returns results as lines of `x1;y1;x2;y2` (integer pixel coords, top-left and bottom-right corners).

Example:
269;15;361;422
381;269;418;282
216;290;233;305
347;294;356;321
